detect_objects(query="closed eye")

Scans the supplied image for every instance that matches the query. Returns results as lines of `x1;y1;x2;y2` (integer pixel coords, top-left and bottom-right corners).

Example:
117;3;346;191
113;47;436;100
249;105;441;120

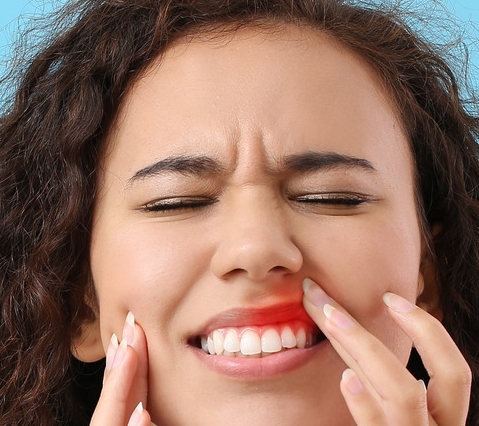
141;197;218;213
291;192;370;206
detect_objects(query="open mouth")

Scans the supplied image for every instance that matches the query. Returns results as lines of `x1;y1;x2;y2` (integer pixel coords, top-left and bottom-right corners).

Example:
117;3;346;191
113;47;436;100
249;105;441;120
189;320;325;358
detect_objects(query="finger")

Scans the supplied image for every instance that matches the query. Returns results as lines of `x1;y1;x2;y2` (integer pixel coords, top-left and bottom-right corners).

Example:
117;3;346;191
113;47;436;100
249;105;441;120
301;279;362;370
303;279;389;424
127;402;152;426
384;292;472;426
91;312;150;426
122;312;149;410
103;333;119;385
91;338;140;425
303;279;430;425
302;279;381;401
340;368;388;426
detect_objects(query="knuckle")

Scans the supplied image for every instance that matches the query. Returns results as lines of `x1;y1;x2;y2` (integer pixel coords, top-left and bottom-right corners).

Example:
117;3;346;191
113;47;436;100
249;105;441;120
383;383;428;425
385;380;426;408
439;359;472;390
363;411;387;425
455;361;472;389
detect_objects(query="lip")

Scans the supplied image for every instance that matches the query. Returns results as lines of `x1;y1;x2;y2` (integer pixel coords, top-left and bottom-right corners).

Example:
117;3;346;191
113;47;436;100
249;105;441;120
187;302;328;379
192;302;317;335
190;337;328;379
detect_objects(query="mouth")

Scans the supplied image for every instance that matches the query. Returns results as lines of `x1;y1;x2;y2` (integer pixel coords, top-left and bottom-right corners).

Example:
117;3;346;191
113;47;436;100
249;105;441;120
189;320;325;358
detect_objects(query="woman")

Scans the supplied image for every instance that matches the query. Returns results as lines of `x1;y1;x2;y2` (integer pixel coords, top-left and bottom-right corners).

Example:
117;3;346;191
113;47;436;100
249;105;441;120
0;0;477;425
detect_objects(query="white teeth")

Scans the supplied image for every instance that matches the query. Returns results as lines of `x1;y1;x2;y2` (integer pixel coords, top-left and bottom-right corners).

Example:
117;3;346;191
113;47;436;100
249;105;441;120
223;330;240;353
296;328;307;349
201;336;208;352
200;324;316;357
213;330;224;355
281;326;297;348
240;329;262;355
261;328;282;353
207;336;215;355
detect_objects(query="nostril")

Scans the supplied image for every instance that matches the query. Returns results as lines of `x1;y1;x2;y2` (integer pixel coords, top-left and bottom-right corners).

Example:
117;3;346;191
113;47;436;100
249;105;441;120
269;265;291;274
221;268;249;280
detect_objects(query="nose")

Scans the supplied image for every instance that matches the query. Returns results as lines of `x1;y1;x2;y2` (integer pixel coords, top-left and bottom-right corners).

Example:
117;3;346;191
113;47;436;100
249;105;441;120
210;189;303;281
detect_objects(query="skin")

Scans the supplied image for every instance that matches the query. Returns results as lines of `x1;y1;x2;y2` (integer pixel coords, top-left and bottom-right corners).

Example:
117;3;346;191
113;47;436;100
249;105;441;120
80;26;471;425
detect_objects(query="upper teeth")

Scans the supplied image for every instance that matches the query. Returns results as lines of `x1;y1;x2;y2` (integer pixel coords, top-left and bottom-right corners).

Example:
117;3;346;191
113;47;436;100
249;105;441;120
200;323;314;357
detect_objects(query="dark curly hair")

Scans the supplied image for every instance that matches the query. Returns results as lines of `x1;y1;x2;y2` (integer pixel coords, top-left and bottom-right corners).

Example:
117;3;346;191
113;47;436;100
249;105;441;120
1;0;478;425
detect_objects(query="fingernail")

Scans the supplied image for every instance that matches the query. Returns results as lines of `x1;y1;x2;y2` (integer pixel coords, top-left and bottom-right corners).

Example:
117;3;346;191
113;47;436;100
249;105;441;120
383;292;416;313
127;402;144;426
323;304;355;329
111;338;127;368
122;311;135;345
342;369;364;394
418;379;427;392
105;333;119;370
302;278;333;308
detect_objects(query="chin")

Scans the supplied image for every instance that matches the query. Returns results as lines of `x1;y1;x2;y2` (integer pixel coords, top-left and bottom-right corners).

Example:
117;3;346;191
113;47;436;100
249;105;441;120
147;340;355;426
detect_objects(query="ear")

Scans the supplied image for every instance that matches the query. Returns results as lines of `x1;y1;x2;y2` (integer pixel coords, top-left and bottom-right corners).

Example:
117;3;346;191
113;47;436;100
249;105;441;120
416;223;442;321
72;316;106;362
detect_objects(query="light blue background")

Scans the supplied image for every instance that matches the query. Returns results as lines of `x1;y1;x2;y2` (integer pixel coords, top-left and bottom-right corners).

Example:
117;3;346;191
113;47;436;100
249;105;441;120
1;0;478;90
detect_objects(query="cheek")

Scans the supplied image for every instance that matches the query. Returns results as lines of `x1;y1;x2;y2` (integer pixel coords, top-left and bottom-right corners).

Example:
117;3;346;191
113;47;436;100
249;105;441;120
301;214;421;359
305;218;421;298
90;223;212;342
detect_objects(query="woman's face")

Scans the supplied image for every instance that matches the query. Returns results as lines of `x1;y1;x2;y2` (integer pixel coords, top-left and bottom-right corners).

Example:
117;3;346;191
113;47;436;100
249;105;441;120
90;26;423;425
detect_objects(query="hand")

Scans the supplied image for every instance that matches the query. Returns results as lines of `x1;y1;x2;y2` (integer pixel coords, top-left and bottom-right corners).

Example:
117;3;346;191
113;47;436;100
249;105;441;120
90;313;151;426
302;278;471;426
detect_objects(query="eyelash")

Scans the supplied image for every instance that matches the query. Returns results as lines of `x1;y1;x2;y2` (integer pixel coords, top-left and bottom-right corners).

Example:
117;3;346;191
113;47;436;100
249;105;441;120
290;192;369;206
142;197;218;213
142;192;368;215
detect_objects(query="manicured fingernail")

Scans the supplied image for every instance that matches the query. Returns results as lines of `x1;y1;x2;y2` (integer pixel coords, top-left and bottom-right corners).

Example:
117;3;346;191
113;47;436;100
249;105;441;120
127;402;144;426
418;379;427;392
342;369;364;394
122;311;135;345
105;333;119;370
383;292;416;313
112;337;127;368
323;304;355;329
302;278;333;308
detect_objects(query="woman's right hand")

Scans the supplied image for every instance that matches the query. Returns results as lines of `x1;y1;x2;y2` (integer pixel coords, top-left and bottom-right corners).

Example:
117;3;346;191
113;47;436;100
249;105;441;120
90;313;151;426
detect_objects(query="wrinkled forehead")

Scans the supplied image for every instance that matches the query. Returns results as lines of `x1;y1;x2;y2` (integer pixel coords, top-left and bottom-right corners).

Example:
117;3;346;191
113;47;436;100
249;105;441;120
100;23;411;179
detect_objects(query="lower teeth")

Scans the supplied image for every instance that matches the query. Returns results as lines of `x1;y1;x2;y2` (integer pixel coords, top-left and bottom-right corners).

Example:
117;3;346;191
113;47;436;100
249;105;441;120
214;347;296;357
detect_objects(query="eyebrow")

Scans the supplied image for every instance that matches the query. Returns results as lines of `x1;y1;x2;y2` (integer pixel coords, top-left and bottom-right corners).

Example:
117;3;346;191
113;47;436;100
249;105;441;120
282;151;375;174
127;154;226;186
127;150;376;186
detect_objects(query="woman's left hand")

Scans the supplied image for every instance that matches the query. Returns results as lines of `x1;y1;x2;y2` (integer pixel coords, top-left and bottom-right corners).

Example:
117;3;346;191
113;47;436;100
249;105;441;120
302;278;471;426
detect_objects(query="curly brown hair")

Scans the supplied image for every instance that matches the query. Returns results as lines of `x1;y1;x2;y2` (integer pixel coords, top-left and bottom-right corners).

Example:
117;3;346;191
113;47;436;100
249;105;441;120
1;0;478;425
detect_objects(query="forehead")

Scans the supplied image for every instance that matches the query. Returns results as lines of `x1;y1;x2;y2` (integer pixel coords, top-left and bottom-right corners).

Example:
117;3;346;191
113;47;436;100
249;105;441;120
104;24;410;181
129;24;392;114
